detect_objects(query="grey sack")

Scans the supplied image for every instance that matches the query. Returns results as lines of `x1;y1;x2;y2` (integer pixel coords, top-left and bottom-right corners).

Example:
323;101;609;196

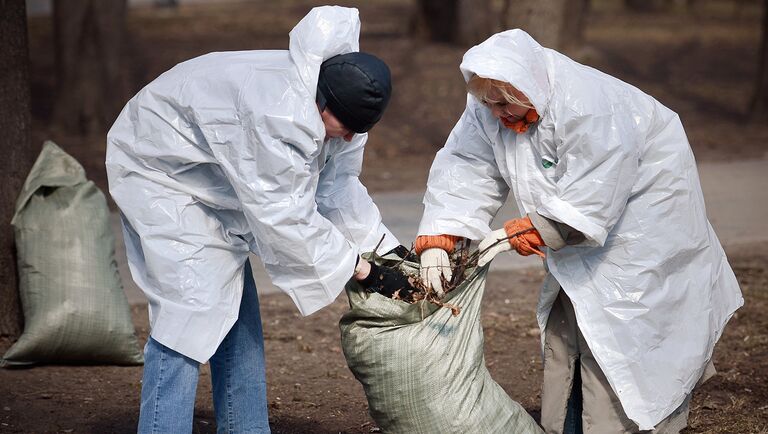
340;254;542;433
2;141;143;366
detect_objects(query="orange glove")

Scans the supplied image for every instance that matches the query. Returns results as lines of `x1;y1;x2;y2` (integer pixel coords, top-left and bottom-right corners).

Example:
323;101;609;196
504;216;546;258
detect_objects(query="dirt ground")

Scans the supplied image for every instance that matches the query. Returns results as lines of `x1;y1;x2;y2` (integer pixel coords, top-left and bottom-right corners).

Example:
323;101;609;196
3;1;767;433
0;242;765;434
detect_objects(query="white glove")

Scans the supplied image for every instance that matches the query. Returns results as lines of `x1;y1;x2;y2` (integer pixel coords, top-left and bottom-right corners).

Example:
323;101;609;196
419;247;452;297
477;228;511;267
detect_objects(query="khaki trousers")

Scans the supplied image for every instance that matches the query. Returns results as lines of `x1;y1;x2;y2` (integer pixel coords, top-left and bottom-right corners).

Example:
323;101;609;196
541;289;714;434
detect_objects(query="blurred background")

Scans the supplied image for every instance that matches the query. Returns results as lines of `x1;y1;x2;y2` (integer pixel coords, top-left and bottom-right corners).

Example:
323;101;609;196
14;0;768;193
1;1;767;432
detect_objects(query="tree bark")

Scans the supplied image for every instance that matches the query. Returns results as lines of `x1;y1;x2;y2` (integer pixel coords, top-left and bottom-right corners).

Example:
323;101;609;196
560;0;590;52
502;0;568;50
0;0;36;339
624;0;670;13
52;0;127;135
751;0;768;116
500;0;591;53
413;0;495;46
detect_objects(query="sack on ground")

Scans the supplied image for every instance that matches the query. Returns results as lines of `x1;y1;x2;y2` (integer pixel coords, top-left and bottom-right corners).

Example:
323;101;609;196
339;254;542;433
2;141;143;366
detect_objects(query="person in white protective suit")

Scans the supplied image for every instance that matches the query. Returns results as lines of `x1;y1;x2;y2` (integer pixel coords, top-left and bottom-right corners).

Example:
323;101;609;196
106;6;418;433
414;29;743;433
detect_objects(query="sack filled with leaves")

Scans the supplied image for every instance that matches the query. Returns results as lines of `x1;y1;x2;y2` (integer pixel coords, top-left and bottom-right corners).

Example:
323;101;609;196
2;141;143;367
339;248;542;433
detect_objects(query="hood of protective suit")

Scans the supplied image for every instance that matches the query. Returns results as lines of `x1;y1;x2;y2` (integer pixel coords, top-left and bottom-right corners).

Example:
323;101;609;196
290;6;360;100
460;29;552;114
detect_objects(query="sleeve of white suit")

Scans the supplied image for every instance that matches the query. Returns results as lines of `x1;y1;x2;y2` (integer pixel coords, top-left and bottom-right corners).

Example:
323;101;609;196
418;106;510;240
536;112;641;246
315;134;399;253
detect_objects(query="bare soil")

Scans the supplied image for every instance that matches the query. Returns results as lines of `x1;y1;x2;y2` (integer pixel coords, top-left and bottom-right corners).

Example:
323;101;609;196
3;1;767;433
1;242;766;433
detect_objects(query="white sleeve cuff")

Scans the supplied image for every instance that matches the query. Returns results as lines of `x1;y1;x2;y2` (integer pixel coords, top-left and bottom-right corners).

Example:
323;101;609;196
537;196;608;246
528;212;567;251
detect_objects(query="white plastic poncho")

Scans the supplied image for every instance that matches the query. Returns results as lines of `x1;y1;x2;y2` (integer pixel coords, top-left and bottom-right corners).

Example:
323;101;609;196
106;6;398;363
418;29;743;429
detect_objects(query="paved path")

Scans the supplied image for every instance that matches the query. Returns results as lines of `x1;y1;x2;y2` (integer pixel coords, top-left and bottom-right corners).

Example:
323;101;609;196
115;159;768;305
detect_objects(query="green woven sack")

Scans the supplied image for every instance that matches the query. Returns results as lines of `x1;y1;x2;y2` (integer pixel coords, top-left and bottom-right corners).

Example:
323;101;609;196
339;254;542;434
2;141;143;366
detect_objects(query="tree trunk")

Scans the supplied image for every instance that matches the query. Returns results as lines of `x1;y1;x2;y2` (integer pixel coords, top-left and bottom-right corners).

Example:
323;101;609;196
751;0;768;116
52;0;127;135
413;0;495;46
560;0;590;52
501;0;591;53
624;0;670;13
0;0;36;339
502;0;568;50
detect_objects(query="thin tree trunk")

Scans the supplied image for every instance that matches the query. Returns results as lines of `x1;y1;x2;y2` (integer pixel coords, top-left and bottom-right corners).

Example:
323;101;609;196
561;0;590;52
501;0;591;53
503;0;568;50
624;0;670;12
455;0;494;46
751;0;768;116
0;0;36;339
52;0;127;135
414;0;494;46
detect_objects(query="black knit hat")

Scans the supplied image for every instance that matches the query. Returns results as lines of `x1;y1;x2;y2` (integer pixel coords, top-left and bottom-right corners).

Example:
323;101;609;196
316;52;392;134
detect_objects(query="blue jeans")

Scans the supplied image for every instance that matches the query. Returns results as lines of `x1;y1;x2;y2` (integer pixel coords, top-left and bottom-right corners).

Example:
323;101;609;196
138;261;270;434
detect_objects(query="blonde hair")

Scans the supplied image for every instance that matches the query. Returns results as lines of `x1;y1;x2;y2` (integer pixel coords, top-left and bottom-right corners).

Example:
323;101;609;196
467;75;534;109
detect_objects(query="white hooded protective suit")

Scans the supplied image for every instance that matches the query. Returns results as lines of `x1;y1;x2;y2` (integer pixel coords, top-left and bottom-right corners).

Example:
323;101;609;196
106;6;398;363
418;29;743;429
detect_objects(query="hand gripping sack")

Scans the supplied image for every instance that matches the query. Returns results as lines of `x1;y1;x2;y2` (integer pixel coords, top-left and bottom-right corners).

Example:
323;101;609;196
2;141;143;366
339;254;542;433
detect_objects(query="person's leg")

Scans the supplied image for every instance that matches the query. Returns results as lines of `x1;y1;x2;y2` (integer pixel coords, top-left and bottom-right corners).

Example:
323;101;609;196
651;395;691;434
210;260;270;433
577;330;636;433
541;289;581;434
138;336;200;434
564;358;584;434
